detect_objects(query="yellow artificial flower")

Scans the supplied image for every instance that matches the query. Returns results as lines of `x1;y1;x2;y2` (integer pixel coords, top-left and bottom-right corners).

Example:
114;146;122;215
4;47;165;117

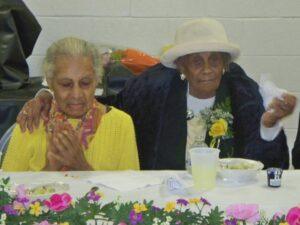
133;203;148;213
209;118;228;138
189;198;200;204
279;223;289;225
29;202;42;217
59;223;70;225
13;203;25;215
164;202;176;212
96;191;104;199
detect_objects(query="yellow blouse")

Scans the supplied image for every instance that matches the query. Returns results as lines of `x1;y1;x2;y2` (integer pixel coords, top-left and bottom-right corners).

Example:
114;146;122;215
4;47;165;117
2;107;140;171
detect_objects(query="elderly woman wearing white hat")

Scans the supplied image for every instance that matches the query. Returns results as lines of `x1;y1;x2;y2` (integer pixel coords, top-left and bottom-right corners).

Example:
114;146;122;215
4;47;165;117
17;18;295;170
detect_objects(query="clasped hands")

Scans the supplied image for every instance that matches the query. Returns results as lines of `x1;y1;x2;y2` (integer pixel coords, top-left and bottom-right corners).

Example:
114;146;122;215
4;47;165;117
44;123;92;171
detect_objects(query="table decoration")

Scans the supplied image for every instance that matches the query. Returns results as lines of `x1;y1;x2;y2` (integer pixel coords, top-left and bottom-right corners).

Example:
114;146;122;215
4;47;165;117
0;177;299;225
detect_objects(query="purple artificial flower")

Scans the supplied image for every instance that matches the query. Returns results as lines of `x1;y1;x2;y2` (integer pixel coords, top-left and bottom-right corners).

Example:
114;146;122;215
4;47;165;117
14;198;30;208
2;204;18;216
175;221;182;225
176;199;189;206
87;191;101;202
200;197;211;206
13;185;30;209
151;206;161;212
224;218;238;225
15;184;30;204
129;210;143;225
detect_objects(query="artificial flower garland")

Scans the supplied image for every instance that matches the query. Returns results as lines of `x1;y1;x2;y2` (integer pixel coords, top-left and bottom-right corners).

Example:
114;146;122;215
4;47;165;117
0;177;299;225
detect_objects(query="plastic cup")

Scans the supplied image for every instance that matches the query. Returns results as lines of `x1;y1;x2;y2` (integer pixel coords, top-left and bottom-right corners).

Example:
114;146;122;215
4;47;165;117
190;147;220;191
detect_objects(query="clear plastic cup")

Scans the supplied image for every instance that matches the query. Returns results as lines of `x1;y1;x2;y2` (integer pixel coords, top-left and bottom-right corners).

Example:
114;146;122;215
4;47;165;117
190;147;220;191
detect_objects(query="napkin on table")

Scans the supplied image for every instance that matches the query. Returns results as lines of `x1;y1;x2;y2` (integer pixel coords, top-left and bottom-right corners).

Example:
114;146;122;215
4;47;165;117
85;171;162;192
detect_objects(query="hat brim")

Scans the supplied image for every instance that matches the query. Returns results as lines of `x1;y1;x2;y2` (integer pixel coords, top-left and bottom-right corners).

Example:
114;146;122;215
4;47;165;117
160;41;240;69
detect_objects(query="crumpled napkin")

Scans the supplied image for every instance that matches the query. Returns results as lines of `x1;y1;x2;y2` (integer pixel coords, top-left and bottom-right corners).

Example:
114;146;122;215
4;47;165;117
85;171;161;192
160;173;194;196
258;74;287;110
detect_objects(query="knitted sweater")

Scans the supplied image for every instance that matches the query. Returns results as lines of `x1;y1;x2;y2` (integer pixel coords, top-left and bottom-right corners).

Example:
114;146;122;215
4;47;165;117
2;107;139;171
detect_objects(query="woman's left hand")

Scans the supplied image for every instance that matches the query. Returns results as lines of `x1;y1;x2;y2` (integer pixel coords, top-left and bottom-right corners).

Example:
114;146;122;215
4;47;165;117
262;93;297;127
52;129;93;171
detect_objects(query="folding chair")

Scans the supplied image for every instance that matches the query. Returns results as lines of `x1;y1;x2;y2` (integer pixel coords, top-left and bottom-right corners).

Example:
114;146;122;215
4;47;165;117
0;123;15;166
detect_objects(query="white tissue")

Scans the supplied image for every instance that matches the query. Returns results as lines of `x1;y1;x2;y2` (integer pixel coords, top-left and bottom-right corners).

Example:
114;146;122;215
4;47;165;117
259;74;287;110
160;173;193;196
42;78;48;87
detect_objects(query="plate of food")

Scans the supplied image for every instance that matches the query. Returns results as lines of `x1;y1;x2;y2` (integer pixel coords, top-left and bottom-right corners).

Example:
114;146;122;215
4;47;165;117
27;182;69;199
217;158;264;186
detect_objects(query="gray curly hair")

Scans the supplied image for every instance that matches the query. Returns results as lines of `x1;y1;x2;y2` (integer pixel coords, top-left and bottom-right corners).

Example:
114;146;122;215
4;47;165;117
43;37;103;85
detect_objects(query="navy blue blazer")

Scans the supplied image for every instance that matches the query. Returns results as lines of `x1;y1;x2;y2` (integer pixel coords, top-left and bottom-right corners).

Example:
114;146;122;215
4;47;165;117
292;113;300;168
101;63;289;170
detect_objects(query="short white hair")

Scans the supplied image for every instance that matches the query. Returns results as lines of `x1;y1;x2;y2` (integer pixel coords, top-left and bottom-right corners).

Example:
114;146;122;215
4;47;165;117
43;37;103;84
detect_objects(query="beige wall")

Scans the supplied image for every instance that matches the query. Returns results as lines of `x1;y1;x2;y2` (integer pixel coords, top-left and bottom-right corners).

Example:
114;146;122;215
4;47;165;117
24;0;300;152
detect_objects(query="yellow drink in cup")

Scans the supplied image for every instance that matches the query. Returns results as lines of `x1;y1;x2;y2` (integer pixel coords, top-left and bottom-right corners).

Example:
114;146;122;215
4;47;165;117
190;147;220;191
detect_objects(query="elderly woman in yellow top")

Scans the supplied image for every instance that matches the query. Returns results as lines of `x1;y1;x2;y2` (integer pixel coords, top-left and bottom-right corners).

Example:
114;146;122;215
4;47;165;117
2;37;139;171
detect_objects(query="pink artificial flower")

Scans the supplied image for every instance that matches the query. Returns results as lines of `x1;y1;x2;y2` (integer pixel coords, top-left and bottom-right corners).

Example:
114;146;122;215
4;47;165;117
15;184;30;206
44;193;72;212
226;204;260;223
35;221;52;225
117;223;127;225
16;185;27;198
286;207;300;225
87;191;101;202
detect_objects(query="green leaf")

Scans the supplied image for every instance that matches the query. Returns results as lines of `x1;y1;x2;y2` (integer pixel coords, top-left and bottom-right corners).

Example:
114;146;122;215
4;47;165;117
203;206;224;225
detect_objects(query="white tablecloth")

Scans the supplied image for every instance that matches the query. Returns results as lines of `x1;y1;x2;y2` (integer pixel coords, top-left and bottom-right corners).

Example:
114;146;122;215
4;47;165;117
1;170;299;217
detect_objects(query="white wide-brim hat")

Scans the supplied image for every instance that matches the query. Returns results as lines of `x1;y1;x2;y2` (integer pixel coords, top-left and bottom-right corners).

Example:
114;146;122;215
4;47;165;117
160;18;240;69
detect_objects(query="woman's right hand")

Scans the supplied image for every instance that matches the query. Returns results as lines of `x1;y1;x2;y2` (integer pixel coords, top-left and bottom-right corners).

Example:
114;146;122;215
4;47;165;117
17;90;53;133
44;133;63;171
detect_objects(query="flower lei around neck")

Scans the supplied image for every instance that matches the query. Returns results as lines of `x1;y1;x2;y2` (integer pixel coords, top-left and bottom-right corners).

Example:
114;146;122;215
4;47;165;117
199;97;233;149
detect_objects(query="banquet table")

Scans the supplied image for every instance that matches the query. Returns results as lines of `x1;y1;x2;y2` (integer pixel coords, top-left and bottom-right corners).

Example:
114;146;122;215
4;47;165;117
1;170;299;217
